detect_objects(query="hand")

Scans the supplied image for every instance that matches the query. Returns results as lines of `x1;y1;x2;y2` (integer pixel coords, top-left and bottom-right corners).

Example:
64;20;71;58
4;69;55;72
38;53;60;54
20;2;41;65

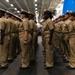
24;40;28;44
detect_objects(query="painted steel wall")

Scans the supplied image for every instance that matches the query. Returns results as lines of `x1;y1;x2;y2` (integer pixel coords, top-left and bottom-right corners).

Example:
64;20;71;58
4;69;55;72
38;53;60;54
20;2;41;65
63;0;75;14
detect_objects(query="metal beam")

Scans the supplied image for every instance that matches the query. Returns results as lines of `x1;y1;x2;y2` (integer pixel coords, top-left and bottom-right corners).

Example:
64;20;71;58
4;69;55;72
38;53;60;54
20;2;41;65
40;0;44;17
23;0;30;11
0;2;9;10
14;0;22;9
49;0;60;8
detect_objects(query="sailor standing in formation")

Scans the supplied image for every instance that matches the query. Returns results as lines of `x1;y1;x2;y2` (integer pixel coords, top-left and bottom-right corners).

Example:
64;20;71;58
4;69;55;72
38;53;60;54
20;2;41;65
0;8;75;70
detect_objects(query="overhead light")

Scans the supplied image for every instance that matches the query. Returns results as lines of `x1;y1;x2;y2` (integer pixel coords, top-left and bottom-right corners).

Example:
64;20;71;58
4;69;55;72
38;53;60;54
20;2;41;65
10;4;14;7
35;11;38;13
17;11;20;13
14;8;17;10
6;0;9;2
35;8;37;10
35;0;37;2
35;4;37;6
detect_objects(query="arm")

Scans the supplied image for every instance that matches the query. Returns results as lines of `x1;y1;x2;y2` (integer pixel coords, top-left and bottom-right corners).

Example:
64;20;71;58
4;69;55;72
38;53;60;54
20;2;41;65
49;29;54;45
48;20;54;45
24;30;28;41
29;20;34;37
0;30;4;45
0;21;5;45
23;19;29;44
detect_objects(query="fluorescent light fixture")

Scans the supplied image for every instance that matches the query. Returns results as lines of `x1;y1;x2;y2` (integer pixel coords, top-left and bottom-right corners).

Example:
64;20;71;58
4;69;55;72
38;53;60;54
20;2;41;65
17;11;20;13
35;8;37;10
35;4;37;6
35;11;38;12
10;4;14;7
35;0;37;2
6;0;9;2
14;8;17;10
